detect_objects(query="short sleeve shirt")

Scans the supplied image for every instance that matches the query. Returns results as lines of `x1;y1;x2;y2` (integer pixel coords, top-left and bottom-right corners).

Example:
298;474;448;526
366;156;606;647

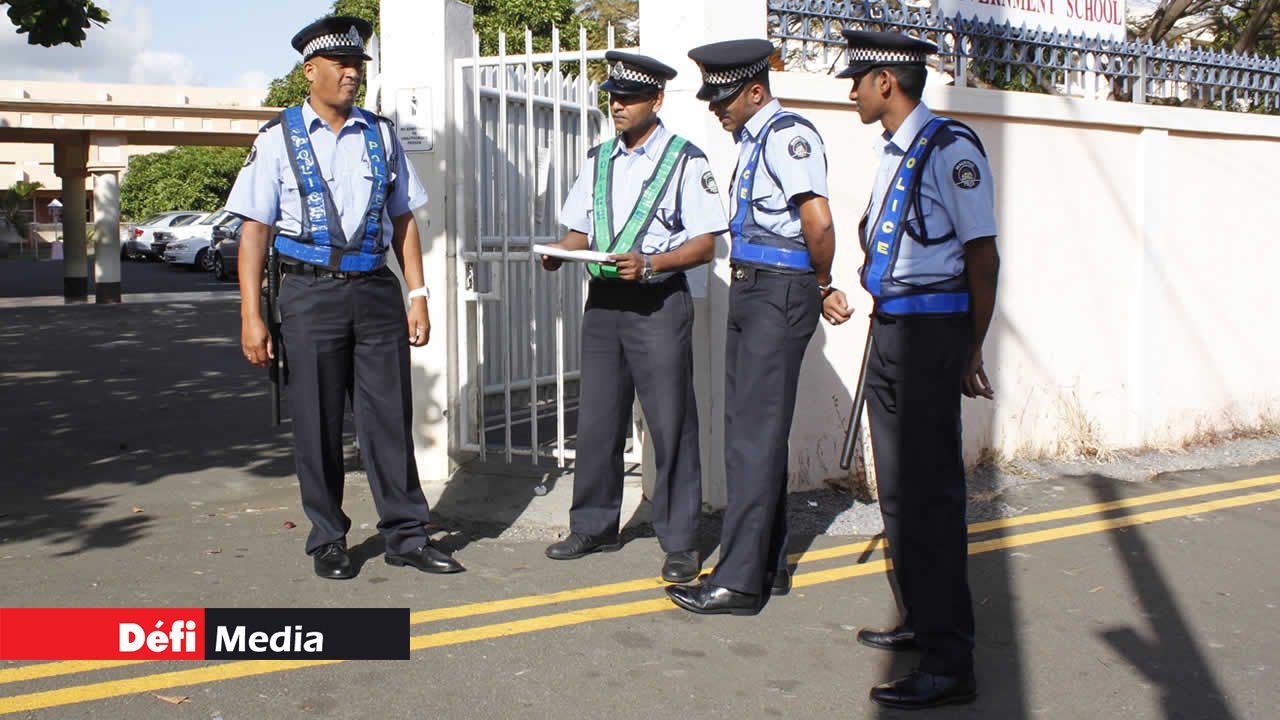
225;99;428;248
729;99;829;240
560;121;728;255
863;102;996;285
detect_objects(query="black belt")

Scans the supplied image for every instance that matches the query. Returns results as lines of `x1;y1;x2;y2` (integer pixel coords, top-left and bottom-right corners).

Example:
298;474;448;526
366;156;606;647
730;263;813;282
280;263;389;280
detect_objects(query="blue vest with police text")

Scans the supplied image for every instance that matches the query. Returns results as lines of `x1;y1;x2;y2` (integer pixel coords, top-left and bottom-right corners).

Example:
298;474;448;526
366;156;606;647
859;116;984;315
273;106;390;272
728;111;825;273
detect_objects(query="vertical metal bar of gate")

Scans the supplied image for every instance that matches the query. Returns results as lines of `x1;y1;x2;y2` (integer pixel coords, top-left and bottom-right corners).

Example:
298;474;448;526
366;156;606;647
471;31;487;462
525;29;539;464
551;26;566;468
498;32;513;463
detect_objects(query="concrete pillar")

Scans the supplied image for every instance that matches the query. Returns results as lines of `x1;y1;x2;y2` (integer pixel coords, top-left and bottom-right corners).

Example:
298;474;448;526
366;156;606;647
54;141;90;303
639;0;768;508
380;0;475;482
91;169;122;303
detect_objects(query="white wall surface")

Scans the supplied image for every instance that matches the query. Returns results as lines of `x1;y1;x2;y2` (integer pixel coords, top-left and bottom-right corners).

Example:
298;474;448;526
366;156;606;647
765;73;1280;491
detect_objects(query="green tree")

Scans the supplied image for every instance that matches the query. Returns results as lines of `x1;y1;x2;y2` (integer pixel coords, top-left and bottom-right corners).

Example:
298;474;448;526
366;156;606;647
0;180;43;237
1;0;108;47
119;147;248;222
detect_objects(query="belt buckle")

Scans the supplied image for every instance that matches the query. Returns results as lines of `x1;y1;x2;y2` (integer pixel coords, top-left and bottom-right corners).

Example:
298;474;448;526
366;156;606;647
732;266;748;282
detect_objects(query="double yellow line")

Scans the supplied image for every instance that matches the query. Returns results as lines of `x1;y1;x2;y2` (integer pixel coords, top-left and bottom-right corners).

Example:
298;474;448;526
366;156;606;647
2;474;1278;715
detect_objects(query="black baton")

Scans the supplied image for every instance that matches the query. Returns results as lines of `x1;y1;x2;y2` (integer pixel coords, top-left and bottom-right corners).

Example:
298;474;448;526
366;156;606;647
839;328;874;470
266;246;282;427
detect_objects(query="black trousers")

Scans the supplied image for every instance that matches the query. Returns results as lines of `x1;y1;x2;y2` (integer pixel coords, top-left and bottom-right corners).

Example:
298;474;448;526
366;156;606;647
572;275;701;552
279;267;431;556
866;312;974;675
711;267;819;594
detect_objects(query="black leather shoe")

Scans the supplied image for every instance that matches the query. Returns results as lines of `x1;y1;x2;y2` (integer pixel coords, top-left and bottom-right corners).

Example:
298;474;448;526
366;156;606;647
384;543;465;574
661;551;701;583
857;626;917;651
869;669;977;709
765;569;792;596
666;579;761;616
313;543;355;580
545;532;621;560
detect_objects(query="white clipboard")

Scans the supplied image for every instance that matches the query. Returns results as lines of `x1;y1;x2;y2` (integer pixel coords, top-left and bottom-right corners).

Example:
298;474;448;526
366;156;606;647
532;244;616;264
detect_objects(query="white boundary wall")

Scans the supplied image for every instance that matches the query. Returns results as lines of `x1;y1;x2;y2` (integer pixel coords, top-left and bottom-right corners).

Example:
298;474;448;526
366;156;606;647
642;0;1280;499
387;0;1280;502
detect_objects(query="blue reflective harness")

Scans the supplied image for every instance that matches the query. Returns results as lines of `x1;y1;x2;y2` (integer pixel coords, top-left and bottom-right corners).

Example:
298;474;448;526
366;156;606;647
861;117;970;316
274;106;389;272
728;112;813;272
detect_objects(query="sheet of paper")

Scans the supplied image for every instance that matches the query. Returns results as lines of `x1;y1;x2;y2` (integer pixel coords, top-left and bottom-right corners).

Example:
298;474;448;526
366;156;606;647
532;244;615;264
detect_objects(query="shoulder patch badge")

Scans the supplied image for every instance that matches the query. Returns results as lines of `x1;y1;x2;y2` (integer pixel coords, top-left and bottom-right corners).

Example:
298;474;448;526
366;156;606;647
701;170;719;195
242;145;257;167
952;159;981;189
788;136;812;160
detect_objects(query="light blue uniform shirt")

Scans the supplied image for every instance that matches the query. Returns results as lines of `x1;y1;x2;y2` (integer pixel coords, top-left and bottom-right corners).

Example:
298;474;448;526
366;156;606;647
561;121;728;254
730;99;829;240
226;99;428;248
863;102;996;285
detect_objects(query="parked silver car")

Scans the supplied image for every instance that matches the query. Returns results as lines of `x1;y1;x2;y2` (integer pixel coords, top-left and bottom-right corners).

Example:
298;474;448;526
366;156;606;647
124;210;204;260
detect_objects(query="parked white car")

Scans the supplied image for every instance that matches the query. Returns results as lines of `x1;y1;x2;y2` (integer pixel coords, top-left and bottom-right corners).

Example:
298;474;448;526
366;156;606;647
163;209;237;270
125;210;205;260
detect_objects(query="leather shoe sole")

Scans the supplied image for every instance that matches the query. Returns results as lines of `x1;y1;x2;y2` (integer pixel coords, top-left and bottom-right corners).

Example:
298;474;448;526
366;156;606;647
666;584;762;616
870;674;976;709
384;546;465;574
857;628;918;651
661;552;701;583
545;537;621;560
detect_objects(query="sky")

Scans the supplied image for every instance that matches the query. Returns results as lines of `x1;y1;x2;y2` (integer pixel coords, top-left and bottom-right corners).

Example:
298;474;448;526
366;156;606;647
0;0;336;90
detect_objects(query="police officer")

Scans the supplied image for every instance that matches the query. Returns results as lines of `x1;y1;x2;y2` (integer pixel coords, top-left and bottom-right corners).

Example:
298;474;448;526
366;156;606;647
540;52;726;584
229;16;463;580
824;30;999;709
666;39;841;615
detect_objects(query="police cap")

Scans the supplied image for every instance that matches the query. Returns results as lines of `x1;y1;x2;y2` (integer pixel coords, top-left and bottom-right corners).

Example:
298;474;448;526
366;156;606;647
687;38;774;103
291;15;374;62
601;50;678;97
835;30;937;79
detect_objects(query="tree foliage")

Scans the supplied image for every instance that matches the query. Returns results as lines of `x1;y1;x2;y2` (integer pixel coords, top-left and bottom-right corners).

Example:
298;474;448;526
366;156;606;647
119;147;248;222
1133;0;1279;55
1;0;108;47
1;181;43;236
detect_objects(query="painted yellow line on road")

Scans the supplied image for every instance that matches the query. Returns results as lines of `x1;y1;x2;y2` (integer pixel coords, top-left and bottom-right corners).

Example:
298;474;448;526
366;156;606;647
2;485;1276;716
4;473;1275;690
0;662;147;685
965;474;1280;535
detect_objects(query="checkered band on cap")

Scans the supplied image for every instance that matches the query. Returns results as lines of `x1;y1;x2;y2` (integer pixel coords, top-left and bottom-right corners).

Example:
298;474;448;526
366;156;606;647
609;62;664;87
845;47;927;66
303;24;365;58
701;57;770;85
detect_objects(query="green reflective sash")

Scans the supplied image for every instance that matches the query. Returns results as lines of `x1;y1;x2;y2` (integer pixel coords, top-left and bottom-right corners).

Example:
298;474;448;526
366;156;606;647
587;135;689;279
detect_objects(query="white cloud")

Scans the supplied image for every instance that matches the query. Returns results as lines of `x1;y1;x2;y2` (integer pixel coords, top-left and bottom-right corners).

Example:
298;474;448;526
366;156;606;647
231;70;272;92
0;0;205;86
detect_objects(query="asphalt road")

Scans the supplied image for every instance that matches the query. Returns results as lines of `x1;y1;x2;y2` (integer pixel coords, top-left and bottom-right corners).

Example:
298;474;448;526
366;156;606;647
0;275;1276;719
0;256;231;298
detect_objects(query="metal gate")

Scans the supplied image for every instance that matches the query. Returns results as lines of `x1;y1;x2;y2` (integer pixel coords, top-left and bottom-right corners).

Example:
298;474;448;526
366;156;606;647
452;27;643;467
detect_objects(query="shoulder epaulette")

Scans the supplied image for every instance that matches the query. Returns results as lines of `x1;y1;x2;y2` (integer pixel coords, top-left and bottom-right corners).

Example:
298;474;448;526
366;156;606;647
259;116;283;133
934;120;986;157
679;140;707;159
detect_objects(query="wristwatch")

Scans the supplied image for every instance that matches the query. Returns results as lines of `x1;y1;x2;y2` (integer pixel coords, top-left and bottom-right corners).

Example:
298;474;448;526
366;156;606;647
641;255;654;281
818;281;835;297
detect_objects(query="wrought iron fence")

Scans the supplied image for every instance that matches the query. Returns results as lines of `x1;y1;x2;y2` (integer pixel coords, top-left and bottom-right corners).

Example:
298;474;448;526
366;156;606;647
768;0;1280;112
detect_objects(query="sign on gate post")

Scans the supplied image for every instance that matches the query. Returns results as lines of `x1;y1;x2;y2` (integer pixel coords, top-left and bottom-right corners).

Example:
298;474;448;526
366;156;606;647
395;87;434;152
935;0;1127;40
